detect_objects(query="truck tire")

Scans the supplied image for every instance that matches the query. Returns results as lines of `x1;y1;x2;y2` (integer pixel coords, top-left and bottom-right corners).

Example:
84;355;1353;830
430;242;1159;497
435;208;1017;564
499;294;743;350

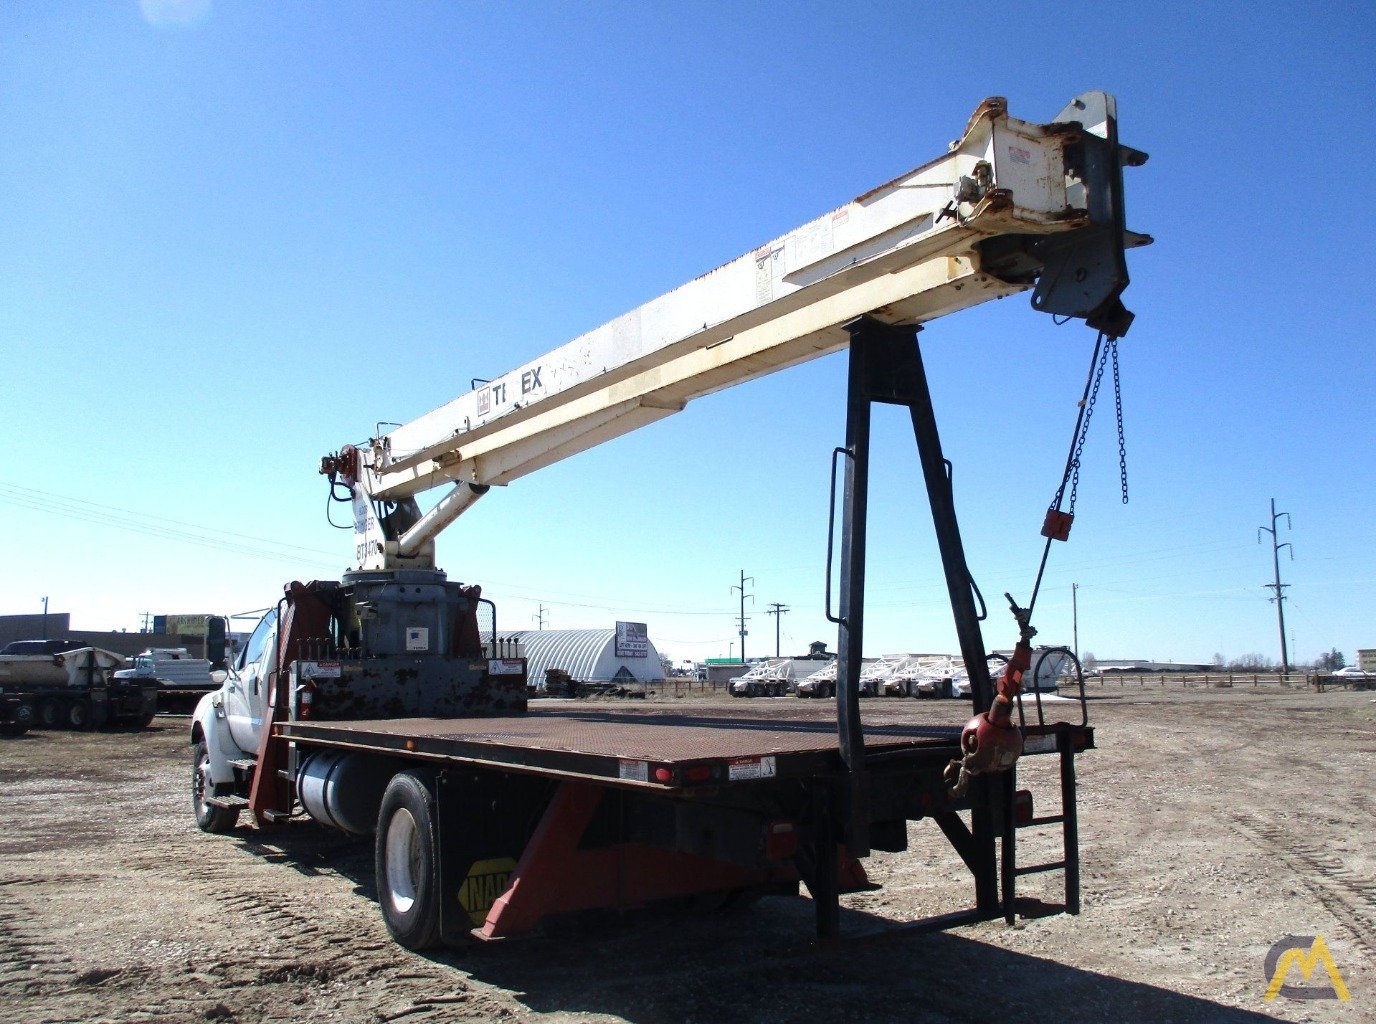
375;771;442;951
39;699;63;729
68;699;91;730
4;701;35;736
192;740;239;834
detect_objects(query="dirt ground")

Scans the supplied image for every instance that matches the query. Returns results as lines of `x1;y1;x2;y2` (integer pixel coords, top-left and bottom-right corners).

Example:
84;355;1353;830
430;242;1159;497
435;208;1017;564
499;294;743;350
1;685;1372;1024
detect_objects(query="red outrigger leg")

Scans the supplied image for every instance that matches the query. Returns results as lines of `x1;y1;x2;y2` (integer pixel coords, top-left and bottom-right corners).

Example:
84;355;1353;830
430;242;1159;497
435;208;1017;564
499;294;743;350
477;781;868;940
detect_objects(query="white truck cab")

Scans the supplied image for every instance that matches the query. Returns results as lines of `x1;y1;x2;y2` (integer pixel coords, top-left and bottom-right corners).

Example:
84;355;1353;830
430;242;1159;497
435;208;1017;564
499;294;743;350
192;608;276;790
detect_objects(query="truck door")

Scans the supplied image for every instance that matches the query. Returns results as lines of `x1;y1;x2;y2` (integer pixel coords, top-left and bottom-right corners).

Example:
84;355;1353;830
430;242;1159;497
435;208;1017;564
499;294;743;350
225;609;277;752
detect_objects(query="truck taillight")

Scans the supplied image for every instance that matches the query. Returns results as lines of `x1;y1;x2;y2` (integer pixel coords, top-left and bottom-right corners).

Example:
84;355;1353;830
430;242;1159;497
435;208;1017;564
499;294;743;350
298;680;317;720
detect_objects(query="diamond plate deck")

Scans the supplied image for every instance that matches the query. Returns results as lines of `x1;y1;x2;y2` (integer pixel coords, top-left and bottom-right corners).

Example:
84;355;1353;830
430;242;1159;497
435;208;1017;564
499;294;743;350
280;705;966;787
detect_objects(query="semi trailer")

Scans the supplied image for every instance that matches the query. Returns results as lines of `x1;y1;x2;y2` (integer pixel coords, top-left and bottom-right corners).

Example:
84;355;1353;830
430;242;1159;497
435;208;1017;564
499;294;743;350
190;92;1148;950
0;640;157;730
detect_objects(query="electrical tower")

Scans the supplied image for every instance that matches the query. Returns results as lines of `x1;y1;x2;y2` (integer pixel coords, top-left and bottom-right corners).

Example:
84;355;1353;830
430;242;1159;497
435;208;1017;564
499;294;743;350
766;602;790;657
731;570;754;663
1257;498;1293;675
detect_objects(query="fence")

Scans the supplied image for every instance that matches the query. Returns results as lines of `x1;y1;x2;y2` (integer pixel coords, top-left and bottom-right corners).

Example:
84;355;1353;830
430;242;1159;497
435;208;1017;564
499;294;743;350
1085;672;1370;691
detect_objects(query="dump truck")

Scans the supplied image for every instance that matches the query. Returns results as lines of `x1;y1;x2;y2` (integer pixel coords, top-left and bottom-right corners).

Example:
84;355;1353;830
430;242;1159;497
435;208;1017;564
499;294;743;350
0;640;157;729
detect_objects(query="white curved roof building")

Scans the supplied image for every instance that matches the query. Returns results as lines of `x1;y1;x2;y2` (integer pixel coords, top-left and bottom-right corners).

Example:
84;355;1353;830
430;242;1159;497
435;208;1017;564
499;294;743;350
502;629;665;690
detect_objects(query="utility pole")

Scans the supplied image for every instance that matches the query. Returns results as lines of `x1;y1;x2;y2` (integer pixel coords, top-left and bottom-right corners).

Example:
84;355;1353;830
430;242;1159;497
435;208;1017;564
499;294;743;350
42;596;49;640
766;602;790;657
1258;498;1293;676
731;570;754;664
533;604;548;630
140;611;152;634
1071;583;1079;664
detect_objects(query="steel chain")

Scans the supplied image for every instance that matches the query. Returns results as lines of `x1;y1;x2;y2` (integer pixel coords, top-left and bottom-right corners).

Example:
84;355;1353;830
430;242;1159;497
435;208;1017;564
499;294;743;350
1066;341;1109;516
1112;339;1129;503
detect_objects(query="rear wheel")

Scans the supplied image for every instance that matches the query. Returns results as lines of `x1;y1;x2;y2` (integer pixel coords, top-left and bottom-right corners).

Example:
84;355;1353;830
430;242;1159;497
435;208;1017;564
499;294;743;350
67;699;90;730
375;771;442;950
39;699;63;729
192;740;239;833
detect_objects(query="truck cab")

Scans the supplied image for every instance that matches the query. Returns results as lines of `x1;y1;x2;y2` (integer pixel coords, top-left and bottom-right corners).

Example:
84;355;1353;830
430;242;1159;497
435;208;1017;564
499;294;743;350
192;608;276;789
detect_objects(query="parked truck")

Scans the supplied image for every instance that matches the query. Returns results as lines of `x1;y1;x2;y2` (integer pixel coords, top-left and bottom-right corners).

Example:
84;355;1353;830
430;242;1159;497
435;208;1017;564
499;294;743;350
0;640;157;729
190;92;1146;950
113;647;215;711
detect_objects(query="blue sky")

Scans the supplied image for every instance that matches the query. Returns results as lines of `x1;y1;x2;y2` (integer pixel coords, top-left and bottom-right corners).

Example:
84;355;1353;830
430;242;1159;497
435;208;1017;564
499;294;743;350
3;2;1373;667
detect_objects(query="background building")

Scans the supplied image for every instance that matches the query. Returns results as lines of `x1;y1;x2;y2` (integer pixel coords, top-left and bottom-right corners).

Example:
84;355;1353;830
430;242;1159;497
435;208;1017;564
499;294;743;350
502;628;666;691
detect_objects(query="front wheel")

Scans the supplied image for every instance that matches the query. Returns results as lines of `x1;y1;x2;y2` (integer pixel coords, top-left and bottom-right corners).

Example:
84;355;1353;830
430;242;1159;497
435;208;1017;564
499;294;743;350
2;701;35;736
375;771;442;950
192;740;239;833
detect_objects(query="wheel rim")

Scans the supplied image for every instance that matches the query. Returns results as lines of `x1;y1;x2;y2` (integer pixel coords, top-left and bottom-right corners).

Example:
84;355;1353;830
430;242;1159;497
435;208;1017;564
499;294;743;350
194;753;212;814
385;807;422;915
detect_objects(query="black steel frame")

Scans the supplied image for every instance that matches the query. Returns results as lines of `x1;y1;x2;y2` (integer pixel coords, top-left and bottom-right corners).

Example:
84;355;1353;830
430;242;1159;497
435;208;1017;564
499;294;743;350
826;315;1009;920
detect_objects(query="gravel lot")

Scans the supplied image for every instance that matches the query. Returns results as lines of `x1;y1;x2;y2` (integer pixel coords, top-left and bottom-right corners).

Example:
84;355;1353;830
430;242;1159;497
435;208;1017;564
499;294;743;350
1;685;1371;1024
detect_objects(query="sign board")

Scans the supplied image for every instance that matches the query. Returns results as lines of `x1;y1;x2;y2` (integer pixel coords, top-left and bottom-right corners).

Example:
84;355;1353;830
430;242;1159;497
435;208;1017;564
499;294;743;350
1358;649;1376;672
615;621;648;658
156;614;211;636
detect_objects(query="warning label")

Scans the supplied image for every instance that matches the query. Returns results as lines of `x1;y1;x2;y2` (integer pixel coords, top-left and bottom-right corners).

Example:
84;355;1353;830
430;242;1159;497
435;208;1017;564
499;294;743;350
618;759;649;782
727;755;776;781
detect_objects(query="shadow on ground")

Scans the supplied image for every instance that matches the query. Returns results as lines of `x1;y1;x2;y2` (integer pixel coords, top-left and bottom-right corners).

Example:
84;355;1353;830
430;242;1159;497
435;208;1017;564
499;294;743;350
230;823;1279;1024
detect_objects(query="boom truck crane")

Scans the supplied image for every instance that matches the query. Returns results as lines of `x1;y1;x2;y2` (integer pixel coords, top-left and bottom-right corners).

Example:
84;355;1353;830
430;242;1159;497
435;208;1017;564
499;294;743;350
191;92;1148;951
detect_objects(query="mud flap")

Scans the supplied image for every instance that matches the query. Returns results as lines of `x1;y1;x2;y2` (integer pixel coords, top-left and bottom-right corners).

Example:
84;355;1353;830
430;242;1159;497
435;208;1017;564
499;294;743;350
434;772;533;945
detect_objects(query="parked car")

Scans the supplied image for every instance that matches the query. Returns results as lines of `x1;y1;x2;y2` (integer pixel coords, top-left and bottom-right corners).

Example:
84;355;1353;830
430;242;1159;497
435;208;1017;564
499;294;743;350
1332;666;1372;678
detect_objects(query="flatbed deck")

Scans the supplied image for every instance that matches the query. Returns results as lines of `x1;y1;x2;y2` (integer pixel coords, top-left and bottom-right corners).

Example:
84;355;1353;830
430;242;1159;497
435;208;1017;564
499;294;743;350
281;705;972;791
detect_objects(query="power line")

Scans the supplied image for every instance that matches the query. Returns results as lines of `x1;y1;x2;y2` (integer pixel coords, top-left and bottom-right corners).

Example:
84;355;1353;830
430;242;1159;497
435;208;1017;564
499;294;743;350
0;481;342;568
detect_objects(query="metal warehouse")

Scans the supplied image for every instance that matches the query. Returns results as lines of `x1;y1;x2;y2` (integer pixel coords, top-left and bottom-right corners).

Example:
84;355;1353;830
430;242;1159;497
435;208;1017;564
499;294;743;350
504;629;665;690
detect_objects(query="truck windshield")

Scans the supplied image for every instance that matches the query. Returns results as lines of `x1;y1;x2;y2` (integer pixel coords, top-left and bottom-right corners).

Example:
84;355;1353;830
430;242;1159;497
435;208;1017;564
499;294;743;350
238;610;278;671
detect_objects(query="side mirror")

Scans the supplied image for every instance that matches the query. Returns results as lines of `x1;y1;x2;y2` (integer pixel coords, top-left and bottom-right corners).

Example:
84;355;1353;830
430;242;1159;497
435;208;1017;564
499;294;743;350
206;617;229;671
209;668;229;685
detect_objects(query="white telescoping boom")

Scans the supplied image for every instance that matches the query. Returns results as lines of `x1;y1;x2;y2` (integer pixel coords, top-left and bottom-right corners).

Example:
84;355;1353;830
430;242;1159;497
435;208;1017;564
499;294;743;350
323;92;1148;573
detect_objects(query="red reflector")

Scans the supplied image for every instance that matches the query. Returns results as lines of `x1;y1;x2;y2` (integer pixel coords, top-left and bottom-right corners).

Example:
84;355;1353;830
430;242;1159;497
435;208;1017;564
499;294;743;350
653;767;673;783
1013;789;1034;825
765;820;799;860
685;765;712;782
1073;731;1089;751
